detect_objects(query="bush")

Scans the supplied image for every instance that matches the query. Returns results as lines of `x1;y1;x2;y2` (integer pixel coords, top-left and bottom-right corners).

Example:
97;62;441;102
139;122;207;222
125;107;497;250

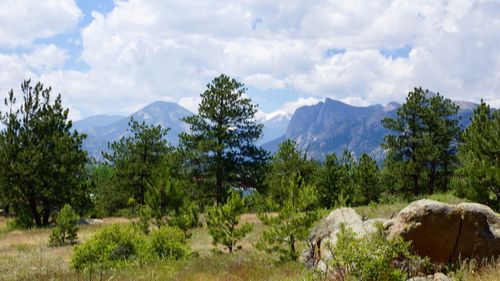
7;207;34;229
71;224;190;271
326;223;430;281
149;226;190;259
71;224;148;270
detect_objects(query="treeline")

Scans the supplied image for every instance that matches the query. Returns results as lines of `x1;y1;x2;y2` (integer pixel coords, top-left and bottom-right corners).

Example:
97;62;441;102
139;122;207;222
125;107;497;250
0;76;498;236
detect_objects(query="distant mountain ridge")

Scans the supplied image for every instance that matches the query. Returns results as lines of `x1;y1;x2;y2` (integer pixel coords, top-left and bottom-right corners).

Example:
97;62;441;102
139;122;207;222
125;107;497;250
74;98;478;161
74;101;289;160
263;98;477;160
74;101;192;159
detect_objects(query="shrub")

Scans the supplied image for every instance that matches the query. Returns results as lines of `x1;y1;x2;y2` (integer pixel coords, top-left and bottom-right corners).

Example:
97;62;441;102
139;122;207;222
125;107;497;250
71;224;147;271
149;226;190;259
326;223;430;281
71;223;191;271
8;207;35;229
48;204;79;247
206;191;253;253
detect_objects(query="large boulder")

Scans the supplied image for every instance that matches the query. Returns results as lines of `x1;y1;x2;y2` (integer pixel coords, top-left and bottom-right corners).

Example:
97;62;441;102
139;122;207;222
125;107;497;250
387;199;500;263
302;207;387;271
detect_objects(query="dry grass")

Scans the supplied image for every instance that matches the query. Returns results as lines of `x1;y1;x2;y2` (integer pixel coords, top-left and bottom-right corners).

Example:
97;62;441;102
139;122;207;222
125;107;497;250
0;199;498;281
0;214;308;281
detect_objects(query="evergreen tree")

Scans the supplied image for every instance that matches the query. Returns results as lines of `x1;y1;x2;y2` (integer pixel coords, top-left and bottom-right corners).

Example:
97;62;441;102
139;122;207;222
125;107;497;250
142;158;200;235
48;204;79;247
104;118;170;205
453;102;500;209
206;190;252;253
0;80;88;227
354;153;381;205
316;149;358;208
257;173;320;261
265;139;318;206
89;163;127;217
180;74;268;204
316;153;343;208
382;88;459;195
423;94;460;192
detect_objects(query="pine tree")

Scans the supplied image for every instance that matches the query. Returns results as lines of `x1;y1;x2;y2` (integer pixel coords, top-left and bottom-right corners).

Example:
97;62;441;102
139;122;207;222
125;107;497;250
354;153;380;205
265;139;318;206
257;173;320;261
453;101;500;209
180;74;268;204
382;88;459;195
317;153;343;208
104;118;170;205
48;204;80;247
206;190;252;253
0;80;88;227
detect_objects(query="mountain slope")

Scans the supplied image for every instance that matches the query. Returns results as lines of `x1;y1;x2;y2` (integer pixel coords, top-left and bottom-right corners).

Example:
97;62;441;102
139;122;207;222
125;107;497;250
73;115;124;134
259;112;291;145
264;98;476;160
78;101;193;159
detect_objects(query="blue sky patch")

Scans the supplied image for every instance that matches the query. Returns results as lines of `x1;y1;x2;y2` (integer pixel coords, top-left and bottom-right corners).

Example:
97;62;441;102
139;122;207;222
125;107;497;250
325;48;346;58
379;44;412;59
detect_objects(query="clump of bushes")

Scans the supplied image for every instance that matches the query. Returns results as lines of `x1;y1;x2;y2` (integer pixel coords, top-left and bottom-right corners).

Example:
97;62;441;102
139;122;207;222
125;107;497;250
48;204;79;247
71;224;190;271
325;224;431;281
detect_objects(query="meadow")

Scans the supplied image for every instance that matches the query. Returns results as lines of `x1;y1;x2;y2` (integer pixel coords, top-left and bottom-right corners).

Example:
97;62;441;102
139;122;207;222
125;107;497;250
1;195;500;281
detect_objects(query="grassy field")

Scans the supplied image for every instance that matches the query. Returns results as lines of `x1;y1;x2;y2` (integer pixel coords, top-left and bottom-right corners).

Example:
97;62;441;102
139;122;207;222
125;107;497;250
1;196;499;281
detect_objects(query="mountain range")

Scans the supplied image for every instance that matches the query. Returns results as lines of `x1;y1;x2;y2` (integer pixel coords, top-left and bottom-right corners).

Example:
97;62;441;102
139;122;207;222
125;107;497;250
74;98;477;161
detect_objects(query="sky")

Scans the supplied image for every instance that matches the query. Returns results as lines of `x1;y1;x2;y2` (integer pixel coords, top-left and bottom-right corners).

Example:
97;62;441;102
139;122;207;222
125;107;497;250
0;0;499;121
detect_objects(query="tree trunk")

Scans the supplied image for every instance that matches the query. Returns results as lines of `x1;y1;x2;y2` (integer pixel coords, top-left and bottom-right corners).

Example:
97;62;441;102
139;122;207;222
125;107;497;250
429;160;436;194
42;201;51;226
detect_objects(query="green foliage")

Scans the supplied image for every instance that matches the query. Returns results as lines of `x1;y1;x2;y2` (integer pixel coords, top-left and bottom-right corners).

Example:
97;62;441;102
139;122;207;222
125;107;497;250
148;226;191;259
180;74;268;204
453;101;500;210
71;224;190;271
257;173;321;261
49;204;79;247
382;88;460;196
0;80;89;226
104;117;171;205
145;173;184;228
327;224;429;281
143;169;200;235
316;150;381;208
206;191;253;253
266;139;319;208
71;224;146;270
316;150;358;208
136;205;152;234
89;163;126;217
354;153;381;205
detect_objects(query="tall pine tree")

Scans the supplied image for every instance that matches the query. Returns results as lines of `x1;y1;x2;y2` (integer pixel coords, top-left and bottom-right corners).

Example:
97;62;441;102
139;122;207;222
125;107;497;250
0;80;88;227
453;101;500;209
104;118;170;205
180;74;267;204
382;88;459;195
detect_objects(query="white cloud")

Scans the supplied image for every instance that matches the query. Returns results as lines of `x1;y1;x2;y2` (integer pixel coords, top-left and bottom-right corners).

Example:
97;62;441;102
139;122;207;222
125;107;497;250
243;74;286;90
0;0;81;48
23;44;68;72
1;0;500;119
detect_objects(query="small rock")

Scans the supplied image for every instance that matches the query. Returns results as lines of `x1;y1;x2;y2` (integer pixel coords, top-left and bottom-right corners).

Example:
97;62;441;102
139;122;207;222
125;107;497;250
302;207;387;271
